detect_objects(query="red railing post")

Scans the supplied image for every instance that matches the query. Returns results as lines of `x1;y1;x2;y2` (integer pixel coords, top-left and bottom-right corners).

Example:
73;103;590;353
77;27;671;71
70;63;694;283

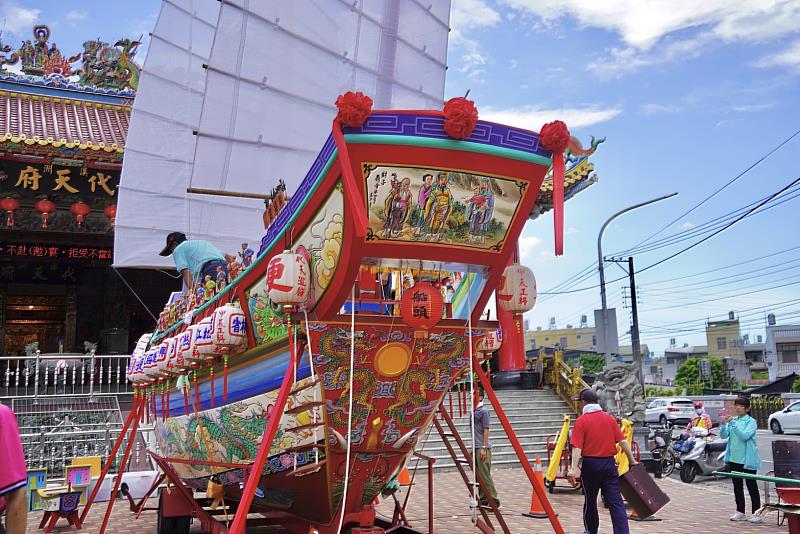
472;356;565;534
228;350;298;534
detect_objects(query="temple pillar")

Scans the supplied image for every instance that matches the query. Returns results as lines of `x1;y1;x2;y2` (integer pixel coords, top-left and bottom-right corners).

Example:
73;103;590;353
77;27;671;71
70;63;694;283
496;300;525;371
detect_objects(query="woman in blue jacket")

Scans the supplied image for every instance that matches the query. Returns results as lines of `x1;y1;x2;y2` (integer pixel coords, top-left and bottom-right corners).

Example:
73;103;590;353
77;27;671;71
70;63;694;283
720;397;762;524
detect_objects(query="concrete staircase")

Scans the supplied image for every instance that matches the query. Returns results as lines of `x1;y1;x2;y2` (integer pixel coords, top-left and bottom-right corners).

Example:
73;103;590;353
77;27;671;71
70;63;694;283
415;388;574;470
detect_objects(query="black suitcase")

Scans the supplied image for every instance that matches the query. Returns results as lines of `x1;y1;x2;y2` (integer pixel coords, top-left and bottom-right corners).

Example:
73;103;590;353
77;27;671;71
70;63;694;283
773;440;800;487
618;463;670;518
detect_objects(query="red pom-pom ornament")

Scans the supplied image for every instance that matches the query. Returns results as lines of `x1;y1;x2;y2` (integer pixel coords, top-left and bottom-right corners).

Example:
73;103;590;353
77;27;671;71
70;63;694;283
335;91;373;127
539;120;571;256
443;97;478;139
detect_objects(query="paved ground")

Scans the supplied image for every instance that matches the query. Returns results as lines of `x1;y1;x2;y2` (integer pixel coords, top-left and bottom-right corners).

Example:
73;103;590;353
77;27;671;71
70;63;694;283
27;464;793;533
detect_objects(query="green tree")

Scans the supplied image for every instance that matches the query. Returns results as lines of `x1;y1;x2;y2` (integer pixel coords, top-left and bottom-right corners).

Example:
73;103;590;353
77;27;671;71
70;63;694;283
675;357;735;390
570;353;605;375
793;378;800;393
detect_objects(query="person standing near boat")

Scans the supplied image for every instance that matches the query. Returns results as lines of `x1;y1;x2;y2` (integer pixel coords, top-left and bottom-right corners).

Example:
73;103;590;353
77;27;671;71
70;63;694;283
0;405;27;534
159;232;228;294
567;388;635;534
720;397;762;523
474;389;501;509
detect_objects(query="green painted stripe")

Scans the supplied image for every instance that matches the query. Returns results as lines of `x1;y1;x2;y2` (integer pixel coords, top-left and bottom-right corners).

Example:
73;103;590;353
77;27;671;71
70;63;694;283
344;134;552;166
152;148;339;343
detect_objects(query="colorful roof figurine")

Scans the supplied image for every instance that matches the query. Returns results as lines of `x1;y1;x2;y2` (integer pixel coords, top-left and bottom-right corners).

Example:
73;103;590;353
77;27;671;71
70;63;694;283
0;25;140;154
531;135;604;218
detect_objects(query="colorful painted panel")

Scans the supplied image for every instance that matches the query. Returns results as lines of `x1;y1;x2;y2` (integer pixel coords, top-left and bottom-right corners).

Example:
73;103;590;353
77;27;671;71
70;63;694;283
363;164;524;251
154;377;322;480
310;324;470;510
246;184;344;344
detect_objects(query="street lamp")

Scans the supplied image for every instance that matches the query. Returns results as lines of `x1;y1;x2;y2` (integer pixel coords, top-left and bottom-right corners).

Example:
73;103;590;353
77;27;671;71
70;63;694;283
597;192;678;364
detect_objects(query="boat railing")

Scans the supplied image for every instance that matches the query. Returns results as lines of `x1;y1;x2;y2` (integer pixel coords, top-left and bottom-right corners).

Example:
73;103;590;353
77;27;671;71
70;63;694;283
0;352;134;402
549;350;587;414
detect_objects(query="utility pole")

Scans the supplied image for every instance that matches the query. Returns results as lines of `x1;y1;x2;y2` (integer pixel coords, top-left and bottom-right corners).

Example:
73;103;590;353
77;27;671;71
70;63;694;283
627;256;644;388
597;192;677;365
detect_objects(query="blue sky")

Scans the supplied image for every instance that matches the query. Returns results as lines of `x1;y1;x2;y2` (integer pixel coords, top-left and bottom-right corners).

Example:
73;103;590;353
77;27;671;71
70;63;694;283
9;0;800;354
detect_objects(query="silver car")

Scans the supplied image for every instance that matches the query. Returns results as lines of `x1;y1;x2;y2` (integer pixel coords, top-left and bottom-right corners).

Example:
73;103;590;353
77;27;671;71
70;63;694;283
645;397;696;426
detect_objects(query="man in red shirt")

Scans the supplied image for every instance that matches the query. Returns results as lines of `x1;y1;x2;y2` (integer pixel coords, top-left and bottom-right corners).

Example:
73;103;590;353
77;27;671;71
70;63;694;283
567;388;636;534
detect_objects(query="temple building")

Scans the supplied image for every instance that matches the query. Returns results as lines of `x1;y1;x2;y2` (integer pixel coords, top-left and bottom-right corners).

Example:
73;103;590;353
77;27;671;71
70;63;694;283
0;25;177;356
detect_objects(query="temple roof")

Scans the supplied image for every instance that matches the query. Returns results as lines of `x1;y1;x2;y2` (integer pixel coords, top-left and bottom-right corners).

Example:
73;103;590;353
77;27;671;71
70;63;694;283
532;156;598;217
0;87;130;153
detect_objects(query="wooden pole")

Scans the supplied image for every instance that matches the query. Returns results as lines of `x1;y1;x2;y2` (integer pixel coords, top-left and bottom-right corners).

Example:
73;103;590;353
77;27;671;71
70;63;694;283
186;187;276;201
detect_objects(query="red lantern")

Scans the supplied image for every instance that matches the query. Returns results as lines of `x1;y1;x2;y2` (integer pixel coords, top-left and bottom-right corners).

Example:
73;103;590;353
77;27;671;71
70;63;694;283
34;198;56;229
400;282;444;337
0;197;20;228
69;200;91;228
103;203;117;227
497;264;537;314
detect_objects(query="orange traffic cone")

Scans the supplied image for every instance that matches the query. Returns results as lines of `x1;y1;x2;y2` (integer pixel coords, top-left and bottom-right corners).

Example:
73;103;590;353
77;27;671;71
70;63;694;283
522;457;549;519
398;467;411;486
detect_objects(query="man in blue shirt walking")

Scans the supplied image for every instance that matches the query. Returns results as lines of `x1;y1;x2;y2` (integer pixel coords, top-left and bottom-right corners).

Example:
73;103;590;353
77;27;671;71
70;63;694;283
159;232;228;294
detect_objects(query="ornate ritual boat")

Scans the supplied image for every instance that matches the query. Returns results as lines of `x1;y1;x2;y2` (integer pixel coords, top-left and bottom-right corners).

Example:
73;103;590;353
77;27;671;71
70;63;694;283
85;3;599;534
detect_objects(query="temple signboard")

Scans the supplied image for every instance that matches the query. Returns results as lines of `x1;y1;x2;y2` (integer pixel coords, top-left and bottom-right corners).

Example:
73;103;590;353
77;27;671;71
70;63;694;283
1;161;118;205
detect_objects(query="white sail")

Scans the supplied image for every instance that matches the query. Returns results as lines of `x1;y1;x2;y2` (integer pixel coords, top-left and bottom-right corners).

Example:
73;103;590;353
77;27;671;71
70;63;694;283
114;0;220;268
114;0;451;268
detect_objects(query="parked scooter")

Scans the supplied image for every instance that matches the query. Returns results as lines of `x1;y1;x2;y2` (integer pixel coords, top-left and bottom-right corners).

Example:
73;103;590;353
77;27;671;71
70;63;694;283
679;427;727;483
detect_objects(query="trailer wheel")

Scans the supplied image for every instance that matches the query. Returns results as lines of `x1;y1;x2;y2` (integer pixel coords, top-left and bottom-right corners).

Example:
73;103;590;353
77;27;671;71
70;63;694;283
157;491;191;534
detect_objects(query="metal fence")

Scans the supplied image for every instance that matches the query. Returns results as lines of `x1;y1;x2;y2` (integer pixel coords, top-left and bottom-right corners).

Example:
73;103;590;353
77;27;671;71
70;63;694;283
750;395;785;429
10;395;155;479
0;352;133;401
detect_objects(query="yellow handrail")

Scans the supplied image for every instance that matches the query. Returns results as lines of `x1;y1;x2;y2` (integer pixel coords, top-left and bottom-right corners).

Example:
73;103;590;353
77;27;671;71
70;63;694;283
549;351;589;414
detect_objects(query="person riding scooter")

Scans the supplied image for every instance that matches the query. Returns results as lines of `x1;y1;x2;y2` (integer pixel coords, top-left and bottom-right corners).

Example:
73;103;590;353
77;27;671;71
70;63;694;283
685;402;712;436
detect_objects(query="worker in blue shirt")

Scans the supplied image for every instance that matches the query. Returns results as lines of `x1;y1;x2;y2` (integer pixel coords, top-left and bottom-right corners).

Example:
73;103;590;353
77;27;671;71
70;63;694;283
159;232;228;294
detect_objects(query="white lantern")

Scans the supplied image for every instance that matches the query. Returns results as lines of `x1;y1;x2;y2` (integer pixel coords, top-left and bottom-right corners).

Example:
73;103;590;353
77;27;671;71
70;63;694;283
266;251;310;306
477;329;502;353
155;341;171;376
188;318;215;363
175;329;194;370
143;348;160;379
164;336;178;374
126;353;141;383
497;264;537;314
130;353;147;384
211;304;248;353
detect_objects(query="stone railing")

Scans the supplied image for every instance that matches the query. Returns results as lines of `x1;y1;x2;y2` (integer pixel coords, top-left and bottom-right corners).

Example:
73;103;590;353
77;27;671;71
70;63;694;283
0;353;133;401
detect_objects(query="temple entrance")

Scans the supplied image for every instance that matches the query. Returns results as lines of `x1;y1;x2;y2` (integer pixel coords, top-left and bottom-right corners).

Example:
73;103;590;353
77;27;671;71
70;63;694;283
3;294;68;355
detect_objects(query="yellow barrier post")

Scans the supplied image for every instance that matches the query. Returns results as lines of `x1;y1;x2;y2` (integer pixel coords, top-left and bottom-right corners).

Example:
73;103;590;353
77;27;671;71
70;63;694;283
616;418;634;475
545;415;571;483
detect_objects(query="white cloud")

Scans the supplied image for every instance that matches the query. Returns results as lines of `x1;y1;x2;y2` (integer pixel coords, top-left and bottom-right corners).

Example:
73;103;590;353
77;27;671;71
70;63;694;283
65;10;87;22
450;0;501;79
680;222;696;230
509;58;519;69
500;1;800;75
499;0;800;50
641;103;681;115
482;104;622;129
1;1;39;33
754;39;800;72
733;102;776;112
519;235;543;259
587;34;710;79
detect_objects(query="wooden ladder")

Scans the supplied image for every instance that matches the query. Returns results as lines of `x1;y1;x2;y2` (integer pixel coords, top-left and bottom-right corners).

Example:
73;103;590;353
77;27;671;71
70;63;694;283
433;401;510;534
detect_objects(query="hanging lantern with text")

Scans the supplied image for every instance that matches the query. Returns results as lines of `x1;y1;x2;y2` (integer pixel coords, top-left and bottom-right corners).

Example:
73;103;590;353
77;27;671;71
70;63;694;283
104;203;117;227
70;200;91;228
497;264;537;315
400;282;444;338
34;198;56;228
266;251;310;308
1;197;19;228
477;329;502;356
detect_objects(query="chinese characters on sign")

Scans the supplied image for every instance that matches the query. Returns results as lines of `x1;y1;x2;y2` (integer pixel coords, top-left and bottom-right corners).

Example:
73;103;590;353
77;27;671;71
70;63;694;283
4;161;119;200
1;242;113;261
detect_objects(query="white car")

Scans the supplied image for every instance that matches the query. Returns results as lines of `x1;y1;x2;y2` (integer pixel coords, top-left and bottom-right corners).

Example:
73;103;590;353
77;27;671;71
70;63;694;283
645;397;696;426
768;400;800;434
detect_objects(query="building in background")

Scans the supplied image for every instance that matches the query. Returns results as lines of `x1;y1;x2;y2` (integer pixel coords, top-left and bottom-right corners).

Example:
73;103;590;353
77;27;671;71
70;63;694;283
0;25;177;356
706;313;745;360
525;322;648;363
765;314;800;381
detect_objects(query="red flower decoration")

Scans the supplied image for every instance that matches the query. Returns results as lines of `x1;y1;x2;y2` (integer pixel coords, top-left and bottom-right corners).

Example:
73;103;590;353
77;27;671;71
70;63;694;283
443;97;478;139
539;120;570;153
539;120;571;256
335;91;373;127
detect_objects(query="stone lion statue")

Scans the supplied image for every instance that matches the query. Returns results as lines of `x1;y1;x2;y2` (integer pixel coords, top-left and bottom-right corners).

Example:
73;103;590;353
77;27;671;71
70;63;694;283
592;363;645;422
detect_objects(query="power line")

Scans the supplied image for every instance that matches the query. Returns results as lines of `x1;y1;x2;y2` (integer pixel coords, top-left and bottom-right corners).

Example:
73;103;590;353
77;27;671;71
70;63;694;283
626;126;800;251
